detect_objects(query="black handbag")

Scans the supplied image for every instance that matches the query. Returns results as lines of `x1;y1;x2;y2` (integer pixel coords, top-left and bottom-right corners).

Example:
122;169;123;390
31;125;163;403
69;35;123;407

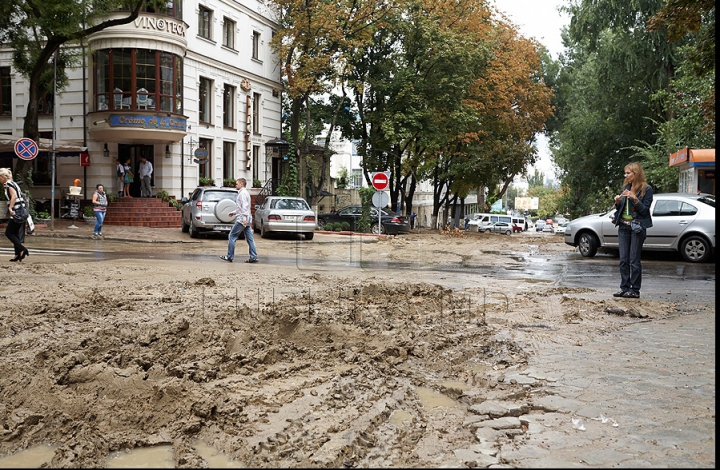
12;203;29;223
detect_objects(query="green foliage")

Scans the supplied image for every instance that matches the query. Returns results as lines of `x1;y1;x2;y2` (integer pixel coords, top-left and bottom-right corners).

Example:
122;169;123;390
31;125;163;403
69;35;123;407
106;192;118;203
223;178;236;188
277;131;299;197
336;165;349;189
356;187;375;233
199;177;215;186
83;205;95;218
37;211;50;219
252;179;262;188
156;189;170;202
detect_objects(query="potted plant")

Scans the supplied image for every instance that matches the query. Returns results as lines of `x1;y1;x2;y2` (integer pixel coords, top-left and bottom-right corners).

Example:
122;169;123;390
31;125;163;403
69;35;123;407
223;178;236;188
83;205;97;224
199;177;215;187
36;211;51;224
252;178;262;188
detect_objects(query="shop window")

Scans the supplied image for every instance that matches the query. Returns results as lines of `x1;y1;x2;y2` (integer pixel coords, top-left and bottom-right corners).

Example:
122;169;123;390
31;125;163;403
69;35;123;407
223;18;236;50
252;31;260;60
0;67;11;116
223;84;235;128
199;77;212;124
199;7;212;40
199;138;212;178
94;49;182;113
223;141;235;180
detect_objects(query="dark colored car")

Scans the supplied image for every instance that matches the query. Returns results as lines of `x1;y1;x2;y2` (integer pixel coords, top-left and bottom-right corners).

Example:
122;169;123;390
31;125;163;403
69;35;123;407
317;205;410;235
181;186;238;238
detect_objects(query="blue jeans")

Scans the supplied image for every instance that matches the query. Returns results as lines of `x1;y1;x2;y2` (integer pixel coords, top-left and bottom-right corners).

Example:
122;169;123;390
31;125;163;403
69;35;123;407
618;224;646;293
227;221;257;261
93;210;106;234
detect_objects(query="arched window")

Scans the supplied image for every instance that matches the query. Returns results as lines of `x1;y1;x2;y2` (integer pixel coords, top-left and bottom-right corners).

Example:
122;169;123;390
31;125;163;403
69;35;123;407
94;49;183;113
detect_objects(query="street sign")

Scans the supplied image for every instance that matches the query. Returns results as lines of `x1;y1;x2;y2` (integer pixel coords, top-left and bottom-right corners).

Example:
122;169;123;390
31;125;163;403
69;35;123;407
372;190;389;208
194;148;208;164
14;137;39;161
371;172;389;191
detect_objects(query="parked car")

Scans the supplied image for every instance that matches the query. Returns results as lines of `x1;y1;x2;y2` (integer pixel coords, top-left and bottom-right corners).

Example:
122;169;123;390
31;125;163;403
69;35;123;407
317;205;410;235
253;196;316;240
564;193;715;263
542;221;555;233
481;221;513;235
555;222;569;235
181;186;238;238
535;220;546;232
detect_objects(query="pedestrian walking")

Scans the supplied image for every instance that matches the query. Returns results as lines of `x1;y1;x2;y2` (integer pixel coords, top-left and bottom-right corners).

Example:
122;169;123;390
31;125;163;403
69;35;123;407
410;212;417;229
123;158;134;198
612;162;653;299
220;178;258;263
0;168;29;262
91;184;108;237
115;159;125;197
138;156;153;197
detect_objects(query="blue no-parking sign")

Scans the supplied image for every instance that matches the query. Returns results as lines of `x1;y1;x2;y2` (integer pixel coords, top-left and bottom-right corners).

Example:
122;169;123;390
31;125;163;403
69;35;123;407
14;138;39;160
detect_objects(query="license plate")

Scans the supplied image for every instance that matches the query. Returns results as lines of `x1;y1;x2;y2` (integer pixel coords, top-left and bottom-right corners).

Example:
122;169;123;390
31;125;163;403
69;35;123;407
213;225;232;231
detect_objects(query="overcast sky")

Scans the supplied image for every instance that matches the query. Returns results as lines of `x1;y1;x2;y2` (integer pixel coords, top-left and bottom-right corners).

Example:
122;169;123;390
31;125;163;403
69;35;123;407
492;0;570;179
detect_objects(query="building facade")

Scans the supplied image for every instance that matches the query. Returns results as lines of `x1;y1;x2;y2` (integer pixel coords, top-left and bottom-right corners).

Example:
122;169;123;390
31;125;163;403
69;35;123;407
0;0;282;205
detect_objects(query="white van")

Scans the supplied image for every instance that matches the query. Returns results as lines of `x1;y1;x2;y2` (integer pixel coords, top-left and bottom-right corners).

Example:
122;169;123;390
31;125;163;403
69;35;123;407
475;213;512;232
511;216;526;232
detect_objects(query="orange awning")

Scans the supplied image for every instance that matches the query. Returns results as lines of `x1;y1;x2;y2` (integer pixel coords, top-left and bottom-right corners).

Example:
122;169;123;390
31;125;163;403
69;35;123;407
669;147;715;166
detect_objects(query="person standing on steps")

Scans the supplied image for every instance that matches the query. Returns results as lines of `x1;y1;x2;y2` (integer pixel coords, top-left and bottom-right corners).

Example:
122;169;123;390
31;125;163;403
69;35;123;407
115;158;125;197
123;158;134;198
220;178;258;263
0;168;29;262
612;162;653;299
138;156;153;198
91;184;108;238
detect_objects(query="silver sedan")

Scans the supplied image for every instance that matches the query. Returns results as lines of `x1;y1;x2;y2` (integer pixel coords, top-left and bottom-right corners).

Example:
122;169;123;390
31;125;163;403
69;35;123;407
564;193;715;263
253;196;316;240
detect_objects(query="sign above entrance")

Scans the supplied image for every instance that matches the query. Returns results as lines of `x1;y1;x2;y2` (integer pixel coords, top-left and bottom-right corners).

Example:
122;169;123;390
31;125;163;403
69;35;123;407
109;115;187;131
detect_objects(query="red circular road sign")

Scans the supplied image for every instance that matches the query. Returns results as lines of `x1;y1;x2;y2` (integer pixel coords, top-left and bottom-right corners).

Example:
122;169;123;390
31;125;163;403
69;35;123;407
14;137;39;161
371;172;389;191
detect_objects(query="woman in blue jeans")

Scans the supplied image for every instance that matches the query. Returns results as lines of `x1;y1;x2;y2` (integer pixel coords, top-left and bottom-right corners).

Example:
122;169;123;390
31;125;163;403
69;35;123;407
612;162;653;299
91;184;108;237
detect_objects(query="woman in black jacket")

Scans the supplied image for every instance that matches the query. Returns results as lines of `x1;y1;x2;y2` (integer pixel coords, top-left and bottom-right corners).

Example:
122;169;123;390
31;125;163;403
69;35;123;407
0;168;29;262
612;162;653;299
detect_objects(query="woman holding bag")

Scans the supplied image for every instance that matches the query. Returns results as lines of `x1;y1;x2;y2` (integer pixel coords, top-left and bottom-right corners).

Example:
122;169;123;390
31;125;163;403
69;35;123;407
612;162;653;299
0;168;29;262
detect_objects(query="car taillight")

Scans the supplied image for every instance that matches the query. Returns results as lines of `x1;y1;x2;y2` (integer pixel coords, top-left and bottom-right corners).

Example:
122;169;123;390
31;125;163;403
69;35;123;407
391;217;401;222
303;215;316;222
195;201;203;210
268;215;281;220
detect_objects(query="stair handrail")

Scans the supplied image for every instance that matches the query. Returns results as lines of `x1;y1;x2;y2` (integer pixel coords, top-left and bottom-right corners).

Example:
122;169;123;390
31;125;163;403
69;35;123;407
254;179;277;207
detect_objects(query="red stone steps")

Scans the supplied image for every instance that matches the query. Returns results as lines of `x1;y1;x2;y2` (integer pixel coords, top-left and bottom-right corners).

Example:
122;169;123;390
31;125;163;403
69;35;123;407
103;197;182;227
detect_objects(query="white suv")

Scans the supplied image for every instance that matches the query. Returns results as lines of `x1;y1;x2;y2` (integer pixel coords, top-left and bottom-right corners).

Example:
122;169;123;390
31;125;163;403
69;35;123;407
181;186;238;238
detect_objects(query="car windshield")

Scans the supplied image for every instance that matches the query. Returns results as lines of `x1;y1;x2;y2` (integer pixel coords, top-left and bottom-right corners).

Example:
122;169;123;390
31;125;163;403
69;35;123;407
272;199;310;210
204;191;236;202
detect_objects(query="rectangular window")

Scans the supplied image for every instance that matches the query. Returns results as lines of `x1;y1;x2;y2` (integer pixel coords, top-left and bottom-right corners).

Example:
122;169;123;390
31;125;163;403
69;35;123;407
252;145;260;181
223;141;235;180
252;31;260;59
199;77;212;124
252;92;260;133
223;84;235;128
136;49;156;109
223;18;235;49
38;91;53;115
1;67;11;116
352;170;363;189
198;6;212;40
199;138;212;178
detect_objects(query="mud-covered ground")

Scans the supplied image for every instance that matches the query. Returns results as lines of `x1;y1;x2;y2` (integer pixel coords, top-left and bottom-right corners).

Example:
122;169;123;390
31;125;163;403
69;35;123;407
0;230;711;467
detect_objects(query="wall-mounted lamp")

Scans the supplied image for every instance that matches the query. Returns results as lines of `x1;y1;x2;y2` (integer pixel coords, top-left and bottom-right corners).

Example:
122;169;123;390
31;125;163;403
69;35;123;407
165;145;171;159
103;143;109;158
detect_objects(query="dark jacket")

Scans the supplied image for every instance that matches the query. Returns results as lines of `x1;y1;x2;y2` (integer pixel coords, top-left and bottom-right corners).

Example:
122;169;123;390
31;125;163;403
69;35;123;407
613;184;653;229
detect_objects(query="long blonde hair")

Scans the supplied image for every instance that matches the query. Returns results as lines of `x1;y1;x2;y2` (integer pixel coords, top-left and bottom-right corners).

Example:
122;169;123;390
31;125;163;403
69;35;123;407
0;168;13;181
623;162;648;197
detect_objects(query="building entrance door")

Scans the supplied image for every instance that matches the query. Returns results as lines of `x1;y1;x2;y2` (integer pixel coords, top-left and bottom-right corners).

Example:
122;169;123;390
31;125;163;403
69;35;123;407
119;144;154;198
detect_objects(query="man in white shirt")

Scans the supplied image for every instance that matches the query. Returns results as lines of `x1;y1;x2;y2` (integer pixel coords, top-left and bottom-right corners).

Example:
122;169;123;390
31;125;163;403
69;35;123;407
221;178;258;263
115;159;125;197
138;156;153;197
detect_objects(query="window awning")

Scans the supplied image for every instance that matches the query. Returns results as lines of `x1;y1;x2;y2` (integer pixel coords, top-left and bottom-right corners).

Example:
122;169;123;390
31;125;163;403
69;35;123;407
0;135;88;158
669;147;715;167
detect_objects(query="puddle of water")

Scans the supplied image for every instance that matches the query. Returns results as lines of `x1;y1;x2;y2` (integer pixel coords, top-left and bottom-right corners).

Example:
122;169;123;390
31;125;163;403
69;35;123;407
436;380;471;391
415;386;458;411
0;444;56;469
104;445;174;468
193;442;244;468
388;409;414;427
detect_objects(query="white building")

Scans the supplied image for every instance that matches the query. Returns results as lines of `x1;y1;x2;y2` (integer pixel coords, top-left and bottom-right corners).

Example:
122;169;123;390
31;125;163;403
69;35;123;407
0;0;282;204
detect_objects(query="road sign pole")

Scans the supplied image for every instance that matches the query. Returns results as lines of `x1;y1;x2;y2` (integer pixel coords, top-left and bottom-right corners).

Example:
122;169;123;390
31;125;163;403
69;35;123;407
378;191;382;234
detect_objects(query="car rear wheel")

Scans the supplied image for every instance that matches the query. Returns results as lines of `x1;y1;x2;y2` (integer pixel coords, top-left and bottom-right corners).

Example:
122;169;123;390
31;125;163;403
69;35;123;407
260;222;269;239
578;232;598;258
317;218;326;230
370;223;383;235
680;236;711;263
189;220;200;239
504;230;511;235
304;232;314;241
181;217;189;233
